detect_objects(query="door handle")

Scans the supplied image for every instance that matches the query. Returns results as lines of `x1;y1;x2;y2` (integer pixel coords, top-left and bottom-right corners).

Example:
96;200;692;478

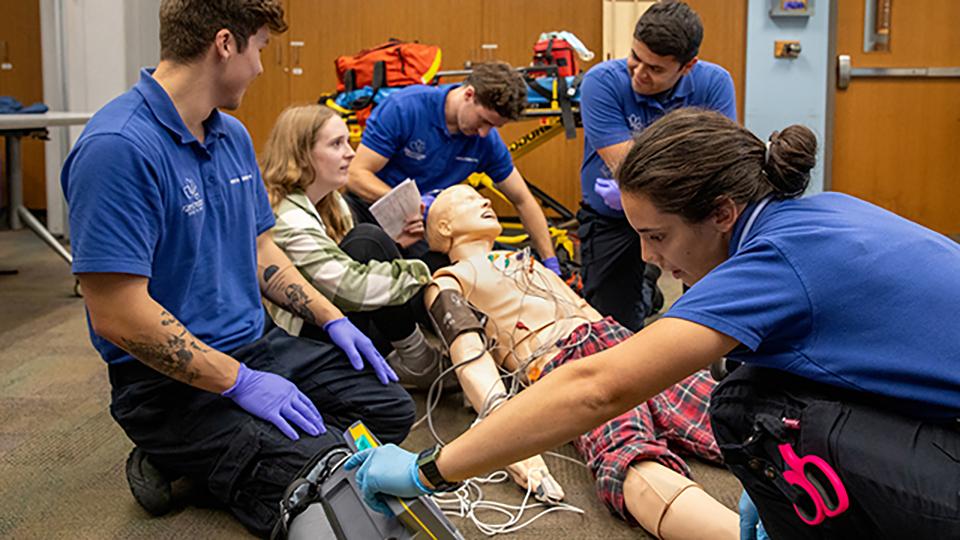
837;54;960;89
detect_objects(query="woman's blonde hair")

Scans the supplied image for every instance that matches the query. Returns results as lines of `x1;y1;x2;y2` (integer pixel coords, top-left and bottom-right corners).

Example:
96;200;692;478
260;104;352;242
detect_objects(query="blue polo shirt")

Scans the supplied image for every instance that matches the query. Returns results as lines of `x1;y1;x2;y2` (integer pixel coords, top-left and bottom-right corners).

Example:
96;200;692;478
361;84;515;192
665;193;960;420
62;68;274;365
580;59;736;217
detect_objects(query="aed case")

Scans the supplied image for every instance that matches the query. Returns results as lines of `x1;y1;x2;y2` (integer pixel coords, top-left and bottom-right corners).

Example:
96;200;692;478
286;421;464;540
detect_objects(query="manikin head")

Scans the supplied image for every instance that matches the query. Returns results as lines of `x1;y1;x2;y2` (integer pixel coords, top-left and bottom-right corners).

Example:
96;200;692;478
449;62;527;137
425;185;502;255
158;0;287;110
628;1;702;96
617;108;816;287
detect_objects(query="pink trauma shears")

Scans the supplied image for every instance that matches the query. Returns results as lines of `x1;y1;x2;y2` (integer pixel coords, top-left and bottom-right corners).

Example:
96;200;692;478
778;418;850;525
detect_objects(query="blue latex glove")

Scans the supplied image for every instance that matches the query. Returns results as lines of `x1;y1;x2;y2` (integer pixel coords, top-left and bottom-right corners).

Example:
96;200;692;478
542;256;562;276
344;444;432;515
222;363;326;441
323;317;398;385
738;491;771;540
594;177;623;211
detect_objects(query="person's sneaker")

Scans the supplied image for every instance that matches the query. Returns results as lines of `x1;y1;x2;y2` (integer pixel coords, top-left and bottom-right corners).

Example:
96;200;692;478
125;447;173;516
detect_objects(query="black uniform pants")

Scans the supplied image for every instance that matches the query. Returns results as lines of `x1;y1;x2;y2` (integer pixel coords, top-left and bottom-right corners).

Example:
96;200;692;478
109;325;416;537
577;204;661;332
709;365;960;539
299;223;430;350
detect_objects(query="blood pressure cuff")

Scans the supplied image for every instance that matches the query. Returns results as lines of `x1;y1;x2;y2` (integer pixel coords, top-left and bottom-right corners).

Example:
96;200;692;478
428;289;487;347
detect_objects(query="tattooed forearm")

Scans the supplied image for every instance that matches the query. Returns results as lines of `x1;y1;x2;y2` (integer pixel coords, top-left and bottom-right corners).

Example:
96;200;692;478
282;284;317;326
120;311;208;384
260;264;320;325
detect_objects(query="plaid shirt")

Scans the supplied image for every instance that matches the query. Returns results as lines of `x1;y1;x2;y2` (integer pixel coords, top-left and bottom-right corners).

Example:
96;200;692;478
545;317;721;523
267;190;430;335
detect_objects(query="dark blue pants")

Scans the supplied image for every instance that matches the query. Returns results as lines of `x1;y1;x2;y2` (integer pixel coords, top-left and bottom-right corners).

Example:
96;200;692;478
710;365;960;539
577;204;661;332
108;325;415;537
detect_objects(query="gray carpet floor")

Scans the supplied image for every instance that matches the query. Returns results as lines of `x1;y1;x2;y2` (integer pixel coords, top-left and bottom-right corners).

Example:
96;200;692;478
0;228;741;539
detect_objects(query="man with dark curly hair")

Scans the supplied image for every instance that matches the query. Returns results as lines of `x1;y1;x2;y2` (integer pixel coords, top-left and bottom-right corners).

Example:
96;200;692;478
347;61;561;275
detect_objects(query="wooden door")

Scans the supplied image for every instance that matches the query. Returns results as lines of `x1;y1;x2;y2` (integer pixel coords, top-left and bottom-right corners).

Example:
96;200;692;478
0;0;45;211
685;0;747;122
230;0;291;153
832;1;960;237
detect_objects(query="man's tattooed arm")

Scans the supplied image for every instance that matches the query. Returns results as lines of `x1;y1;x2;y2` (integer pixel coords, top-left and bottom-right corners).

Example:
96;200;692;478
257;234;342;326
119;310;209;385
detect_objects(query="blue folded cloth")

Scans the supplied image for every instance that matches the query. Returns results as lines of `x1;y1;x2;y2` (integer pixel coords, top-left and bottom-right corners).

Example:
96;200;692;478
0;96;49;114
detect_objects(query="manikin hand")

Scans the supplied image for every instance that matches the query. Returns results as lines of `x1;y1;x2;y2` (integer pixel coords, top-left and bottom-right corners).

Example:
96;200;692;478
222;363;326;441
594;177;623;211
324;317;398;385
344;444;431;515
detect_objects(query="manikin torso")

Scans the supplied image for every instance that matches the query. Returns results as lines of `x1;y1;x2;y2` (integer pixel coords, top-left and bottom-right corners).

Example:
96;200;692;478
434;249;603;379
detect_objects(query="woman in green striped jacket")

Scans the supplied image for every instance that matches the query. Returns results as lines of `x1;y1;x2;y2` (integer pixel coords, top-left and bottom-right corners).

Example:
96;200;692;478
260;104;441;387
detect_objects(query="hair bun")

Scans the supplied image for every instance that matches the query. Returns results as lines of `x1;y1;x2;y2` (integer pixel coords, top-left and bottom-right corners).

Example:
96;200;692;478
764;125;817;197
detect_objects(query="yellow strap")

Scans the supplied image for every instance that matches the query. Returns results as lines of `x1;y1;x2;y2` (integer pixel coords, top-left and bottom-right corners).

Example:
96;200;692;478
421;49;443;84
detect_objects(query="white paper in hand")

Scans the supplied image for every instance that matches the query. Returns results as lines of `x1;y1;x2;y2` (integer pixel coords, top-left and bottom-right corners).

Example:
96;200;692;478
369;179;422;239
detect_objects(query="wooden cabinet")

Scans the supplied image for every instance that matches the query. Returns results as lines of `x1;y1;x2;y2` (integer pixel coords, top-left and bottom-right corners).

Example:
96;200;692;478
0;0;46;211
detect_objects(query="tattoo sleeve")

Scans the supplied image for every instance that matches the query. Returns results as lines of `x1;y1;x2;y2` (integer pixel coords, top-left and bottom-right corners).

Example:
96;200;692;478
260;263;319;326
120;310;209;385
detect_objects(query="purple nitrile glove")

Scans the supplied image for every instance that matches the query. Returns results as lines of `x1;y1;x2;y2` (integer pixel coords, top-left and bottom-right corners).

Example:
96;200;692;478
323;317;399;385
594;177;623;211
542;256;562;276
222;363;326;441
421;189;442;221
344;444;431;516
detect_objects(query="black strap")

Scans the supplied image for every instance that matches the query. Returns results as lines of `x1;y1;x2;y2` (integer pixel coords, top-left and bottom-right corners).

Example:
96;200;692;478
348;60;386;110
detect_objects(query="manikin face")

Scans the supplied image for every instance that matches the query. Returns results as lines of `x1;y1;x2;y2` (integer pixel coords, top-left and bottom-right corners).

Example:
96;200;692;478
621;191;735;287
626;39;696;96
217;26;269;110
456;87;510;137
305;116;355;203
430;186;503;245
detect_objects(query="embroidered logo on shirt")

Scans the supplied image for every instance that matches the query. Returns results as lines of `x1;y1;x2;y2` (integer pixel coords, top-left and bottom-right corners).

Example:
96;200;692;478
181;177;205;216
403;139;427;161
627;114;645;133
455;156;479;163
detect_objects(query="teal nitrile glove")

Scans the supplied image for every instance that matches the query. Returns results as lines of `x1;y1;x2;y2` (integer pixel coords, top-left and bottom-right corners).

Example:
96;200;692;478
542;256;561;276
594;177;623;211
222;363;326;441
738;490;771;540
324;317;398;385
344;444;432;516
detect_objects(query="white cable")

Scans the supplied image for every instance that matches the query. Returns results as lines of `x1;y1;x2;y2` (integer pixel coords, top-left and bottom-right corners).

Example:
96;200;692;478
431;468;585;536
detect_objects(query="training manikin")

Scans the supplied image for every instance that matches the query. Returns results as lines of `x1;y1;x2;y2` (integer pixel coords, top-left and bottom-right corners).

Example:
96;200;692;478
422;185;739;539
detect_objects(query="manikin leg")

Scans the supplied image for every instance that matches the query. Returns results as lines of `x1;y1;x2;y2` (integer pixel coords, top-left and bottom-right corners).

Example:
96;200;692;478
623;461;738;540
449;335;565;503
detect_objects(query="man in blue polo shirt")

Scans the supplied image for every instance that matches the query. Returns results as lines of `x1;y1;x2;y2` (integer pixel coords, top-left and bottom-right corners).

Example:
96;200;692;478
60;1;413;535
579;1;737;331
347;61;560;273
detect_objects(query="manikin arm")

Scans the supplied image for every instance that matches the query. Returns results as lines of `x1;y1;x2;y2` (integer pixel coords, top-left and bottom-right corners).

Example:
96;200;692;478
425;276;507;415
431;317;739;483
